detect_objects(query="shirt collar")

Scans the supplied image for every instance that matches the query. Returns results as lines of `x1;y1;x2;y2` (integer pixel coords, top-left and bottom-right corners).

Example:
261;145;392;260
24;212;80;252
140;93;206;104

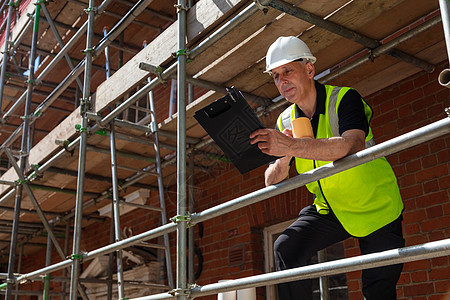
294;81;326;119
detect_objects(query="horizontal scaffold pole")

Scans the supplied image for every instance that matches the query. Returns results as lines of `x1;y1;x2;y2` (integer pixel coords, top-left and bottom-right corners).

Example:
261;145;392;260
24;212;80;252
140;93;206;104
12;113;450;284
137;239;450;299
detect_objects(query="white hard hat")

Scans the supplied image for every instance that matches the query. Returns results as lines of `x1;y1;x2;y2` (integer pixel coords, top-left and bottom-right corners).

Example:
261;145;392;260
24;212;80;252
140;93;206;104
265;36;316;73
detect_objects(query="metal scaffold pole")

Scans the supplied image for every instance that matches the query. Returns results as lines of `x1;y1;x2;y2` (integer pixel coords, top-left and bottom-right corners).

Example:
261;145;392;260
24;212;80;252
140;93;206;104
69;0;95;298
4;1;40;298
0;0;15;114
110;120;125;299
176;0;188;298
438;0;450;87
147;75;174;288
11;114;450;286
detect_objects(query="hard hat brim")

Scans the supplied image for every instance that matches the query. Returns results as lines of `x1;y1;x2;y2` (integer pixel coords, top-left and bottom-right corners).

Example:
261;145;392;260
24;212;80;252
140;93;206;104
264;55;317;73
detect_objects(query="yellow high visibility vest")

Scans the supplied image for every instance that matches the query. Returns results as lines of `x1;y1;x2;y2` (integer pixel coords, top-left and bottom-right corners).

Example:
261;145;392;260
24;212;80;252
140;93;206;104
277;85;403;237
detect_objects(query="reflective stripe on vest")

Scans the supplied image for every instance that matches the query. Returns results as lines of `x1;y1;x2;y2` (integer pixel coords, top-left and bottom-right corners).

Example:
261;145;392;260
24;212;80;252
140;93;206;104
277;85;403;237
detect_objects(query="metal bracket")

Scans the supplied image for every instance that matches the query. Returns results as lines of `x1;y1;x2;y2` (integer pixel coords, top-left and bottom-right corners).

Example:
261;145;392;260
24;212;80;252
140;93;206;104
75;124;88;133
82;47;94;54
69;253;84;263
172;49;193;63
174;3;189;13
170;213;193;227
169;287;193;299
368;49;376;62
84;6;98;15
55;139;75;156
148;121;157;134
254;0;269;13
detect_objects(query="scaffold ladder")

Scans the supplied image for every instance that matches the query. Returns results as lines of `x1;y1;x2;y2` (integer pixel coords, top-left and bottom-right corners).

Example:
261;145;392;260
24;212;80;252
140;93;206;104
147;77;175;290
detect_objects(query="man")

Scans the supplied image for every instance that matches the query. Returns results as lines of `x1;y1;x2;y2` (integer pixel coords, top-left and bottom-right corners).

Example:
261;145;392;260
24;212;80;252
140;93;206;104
250;36;405;299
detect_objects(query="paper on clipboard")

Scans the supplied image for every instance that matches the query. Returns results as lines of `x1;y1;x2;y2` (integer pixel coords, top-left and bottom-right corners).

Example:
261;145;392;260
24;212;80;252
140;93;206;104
194;87;280;174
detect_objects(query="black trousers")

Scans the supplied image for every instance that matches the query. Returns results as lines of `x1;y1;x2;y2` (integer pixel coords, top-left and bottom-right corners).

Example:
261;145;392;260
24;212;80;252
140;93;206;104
274;205;405;300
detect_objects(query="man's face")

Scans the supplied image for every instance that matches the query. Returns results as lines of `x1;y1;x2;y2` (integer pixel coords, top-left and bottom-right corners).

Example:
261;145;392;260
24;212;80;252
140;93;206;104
271;60;314;104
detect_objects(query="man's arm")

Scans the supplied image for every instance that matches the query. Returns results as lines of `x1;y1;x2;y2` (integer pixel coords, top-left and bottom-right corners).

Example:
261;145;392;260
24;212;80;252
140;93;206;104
265;156;292;186
250;128;365;186
250;128;365;161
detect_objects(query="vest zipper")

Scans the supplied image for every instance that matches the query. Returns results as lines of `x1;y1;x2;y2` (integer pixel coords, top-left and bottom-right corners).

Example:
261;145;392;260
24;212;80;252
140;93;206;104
313;160;332;212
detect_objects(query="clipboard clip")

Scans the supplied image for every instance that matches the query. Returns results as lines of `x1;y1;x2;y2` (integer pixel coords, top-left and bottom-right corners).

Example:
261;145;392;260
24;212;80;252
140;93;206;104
226;86;241;103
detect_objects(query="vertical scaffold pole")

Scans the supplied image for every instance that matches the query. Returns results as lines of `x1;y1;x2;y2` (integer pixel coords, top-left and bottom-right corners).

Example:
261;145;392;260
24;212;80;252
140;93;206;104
438;0;450;88
440;0;450;64
14;244;23;300
104;27;111;78
148;75;175;289
176;0;188;298
188;152;195;284
43;225;53;300
0;0;15;114
110;119;125;299
69;0;95;299
5;1;40;298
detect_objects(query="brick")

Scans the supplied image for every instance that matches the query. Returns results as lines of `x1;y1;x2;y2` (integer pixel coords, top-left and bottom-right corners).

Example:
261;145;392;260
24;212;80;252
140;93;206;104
413;74;429;88
430;138;446;153
400;184;423;200
411;270;428;282
398;144;429;163
398;104;412;117
405;234;428;247
422;154;438;168
416;191;448;208
438;174;450;189
403;223;420;236
403;209;426;224
405;159;421;173
394;89;424;107
403;198;417;211
427;103;447;120
398;173;416;188
380;99;394;113
425;205;443;219
436;148;450;164
415;165;448;183
429;266;450;280
421;215;450;231
402;283;434;296
399;81;414;94
423;179;439;193
434;279;450;293
411;95;434;113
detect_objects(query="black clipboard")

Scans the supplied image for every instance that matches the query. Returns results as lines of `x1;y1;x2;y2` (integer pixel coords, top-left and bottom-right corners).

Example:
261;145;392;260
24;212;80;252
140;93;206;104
194;87;280;174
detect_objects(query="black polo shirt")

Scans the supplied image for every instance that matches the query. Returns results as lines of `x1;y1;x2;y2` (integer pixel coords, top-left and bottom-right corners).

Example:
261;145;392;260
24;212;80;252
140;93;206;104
276;81;369;137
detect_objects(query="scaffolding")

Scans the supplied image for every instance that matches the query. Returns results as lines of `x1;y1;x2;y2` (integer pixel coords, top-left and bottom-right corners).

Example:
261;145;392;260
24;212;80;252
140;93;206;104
0;0;448;299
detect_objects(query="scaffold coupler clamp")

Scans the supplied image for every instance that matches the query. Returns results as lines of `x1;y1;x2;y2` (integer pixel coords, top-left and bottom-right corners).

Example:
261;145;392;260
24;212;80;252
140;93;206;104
174;3;189;13
169;287;193;299
86;111;106;129
29;164;43;181
84;5;98;15
173;48;193;63
68;253;85;263
55;139;74;156
254;0;269;13
170;213;193;228
75;123;89;134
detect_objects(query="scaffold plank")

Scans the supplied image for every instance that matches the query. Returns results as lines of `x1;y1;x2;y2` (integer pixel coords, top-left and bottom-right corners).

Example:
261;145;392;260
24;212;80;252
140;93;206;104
94;0;244;115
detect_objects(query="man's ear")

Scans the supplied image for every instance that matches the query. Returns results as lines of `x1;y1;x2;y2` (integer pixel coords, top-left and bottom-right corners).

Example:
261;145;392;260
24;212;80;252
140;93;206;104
306;62;315;79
